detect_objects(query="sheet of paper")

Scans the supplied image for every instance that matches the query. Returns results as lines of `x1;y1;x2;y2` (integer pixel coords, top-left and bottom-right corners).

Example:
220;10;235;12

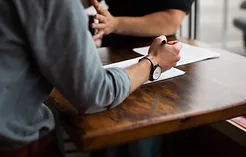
104;57;185;85
133;43;220;66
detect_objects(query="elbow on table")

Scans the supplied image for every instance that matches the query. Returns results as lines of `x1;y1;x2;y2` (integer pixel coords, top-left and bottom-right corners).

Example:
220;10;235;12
76;94;115;114
76;87;123;114
75;68;130;114
78;91;128;114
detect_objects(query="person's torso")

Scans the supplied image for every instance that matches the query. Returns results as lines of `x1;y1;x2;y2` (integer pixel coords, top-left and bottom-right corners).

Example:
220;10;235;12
0;0;55;150
105;0;185;16
102;0;192;46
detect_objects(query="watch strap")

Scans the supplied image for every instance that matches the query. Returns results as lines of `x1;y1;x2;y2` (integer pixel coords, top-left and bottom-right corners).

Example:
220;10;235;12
139;56;157;81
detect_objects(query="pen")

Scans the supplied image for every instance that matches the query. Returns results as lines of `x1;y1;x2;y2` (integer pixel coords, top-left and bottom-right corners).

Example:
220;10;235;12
161;40;167;45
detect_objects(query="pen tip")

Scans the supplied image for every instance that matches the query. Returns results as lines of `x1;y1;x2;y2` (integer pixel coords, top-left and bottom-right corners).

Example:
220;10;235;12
161;40;167;45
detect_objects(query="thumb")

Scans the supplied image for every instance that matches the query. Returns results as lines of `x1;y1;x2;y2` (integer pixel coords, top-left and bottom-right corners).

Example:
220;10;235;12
91;0;107;15
90;0;98;6
172;42;183;55
91;0;100;10
149;35;167;53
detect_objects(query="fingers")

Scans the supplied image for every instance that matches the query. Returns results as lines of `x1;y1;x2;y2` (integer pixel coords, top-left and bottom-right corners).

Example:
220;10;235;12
152;35;167;50
167;40;178;45
163;65;172;72
165;41;182;56
172;42;182;55
149;35;167;55
173;42;183;51
175;55;181;62
91;0;108;15
172;62;177;67
90;0;99;8
94;14;107;23
94;38;102;48
93;30;104;40
91;23;106;29
169;56;180;69
167;59;179;71
166;54;180;70
154;35;167;45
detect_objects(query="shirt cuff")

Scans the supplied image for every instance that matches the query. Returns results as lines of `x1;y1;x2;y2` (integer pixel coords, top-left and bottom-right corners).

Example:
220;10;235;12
106;67;131;110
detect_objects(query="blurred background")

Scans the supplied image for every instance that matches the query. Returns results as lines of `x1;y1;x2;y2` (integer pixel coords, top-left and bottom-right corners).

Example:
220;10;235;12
182;0;246;56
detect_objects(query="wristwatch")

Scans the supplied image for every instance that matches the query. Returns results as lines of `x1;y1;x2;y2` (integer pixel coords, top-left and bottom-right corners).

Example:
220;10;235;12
139;56;162;81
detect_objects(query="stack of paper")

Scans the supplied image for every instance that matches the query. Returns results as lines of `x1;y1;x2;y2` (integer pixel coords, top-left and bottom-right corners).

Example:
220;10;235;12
103;57;185;85
103;43;220;84
230;117;246;131
133;43;220;66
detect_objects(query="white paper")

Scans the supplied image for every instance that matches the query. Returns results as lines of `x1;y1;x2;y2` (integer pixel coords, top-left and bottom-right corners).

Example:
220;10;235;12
103;57;143;69
133;43;220;66
104;57;185;85
143;67;185;85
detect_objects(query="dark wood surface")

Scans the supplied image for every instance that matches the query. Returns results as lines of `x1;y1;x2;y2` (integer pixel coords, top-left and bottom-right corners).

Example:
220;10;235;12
47;39;246;152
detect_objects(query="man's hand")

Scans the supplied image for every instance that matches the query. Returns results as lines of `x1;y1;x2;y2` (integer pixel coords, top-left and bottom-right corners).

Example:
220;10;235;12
90;0;118;40
148;36;182;72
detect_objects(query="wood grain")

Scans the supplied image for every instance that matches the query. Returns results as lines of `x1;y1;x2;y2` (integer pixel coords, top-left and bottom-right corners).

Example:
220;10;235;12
46;39;246;152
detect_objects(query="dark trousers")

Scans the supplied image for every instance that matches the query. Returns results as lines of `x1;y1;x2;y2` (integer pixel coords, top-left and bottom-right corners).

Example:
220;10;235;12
91;136;163;157
34;140;63;157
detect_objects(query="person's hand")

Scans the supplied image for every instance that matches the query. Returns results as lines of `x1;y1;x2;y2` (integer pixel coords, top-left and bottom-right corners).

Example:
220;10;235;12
94;38;102;48
90;0;118;40
148;35;182;72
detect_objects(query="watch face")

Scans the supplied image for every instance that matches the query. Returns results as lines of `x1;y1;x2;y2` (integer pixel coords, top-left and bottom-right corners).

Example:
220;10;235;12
153;66;162;80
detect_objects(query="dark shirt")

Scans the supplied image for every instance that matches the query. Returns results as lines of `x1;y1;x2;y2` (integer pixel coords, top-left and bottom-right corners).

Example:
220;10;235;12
102;0;195;46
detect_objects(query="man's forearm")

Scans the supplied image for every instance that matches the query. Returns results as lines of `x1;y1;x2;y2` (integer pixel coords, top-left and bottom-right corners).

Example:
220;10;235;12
124;59;151;92
114;10;185;37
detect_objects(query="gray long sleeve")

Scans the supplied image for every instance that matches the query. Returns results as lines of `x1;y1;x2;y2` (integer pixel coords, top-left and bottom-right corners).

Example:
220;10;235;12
13;0;131;113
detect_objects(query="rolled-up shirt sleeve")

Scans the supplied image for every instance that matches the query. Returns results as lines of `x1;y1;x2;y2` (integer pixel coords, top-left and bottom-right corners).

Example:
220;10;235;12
13;0;131;113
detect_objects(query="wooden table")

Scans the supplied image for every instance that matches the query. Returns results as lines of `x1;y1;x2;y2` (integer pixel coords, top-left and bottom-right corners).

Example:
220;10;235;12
47;39;246;152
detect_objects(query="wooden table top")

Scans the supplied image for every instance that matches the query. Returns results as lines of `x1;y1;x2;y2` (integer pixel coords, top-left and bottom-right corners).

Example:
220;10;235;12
47;39;246;152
